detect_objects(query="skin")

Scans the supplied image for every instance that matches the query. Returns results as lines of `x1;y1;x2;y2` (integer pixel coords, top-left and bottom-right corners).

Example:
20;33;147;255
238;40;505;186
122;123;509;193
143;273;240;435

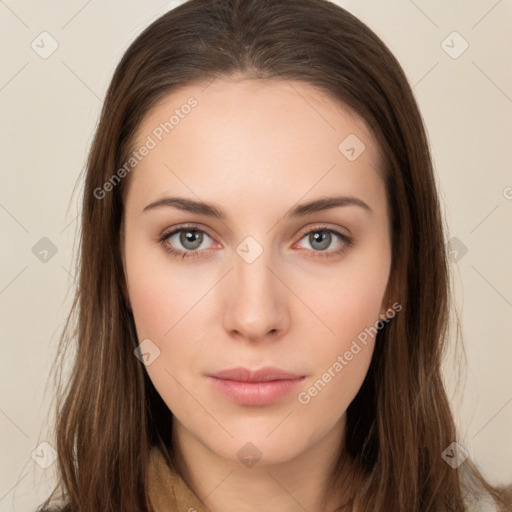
121;77;393;512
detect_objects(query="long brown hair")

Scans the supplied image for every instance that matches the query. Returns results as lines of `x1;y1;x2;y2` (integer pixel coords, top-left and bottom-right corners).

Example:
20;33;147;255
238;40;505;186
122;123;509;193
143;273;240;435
37;0;511;510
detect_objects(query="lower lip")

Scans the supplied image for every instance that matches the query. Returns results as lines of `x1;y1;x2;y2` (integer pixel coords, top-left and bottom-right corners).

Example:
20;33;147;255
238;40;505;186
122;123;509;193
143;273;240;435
208;376;305;406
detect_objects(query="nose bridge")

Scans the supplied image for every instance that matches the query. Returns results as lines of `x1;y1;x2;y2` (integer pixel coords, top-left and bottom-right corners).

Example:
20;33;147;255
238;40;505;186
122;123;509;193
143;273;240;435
234;235;276;305
235;245;272;294
224;233;285;338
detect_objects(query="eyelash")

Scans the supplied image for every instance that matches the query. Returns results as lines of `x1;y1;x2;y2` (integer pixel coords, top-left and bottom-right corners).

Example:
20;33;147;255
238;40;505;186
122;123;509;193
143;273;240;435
159;224;353;260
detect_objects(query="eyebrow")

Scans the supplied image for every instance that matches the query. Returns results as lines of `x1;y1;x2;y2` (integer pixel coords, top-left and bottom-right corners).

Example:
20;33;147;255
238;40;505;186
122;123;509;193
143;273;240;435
142;195;372;218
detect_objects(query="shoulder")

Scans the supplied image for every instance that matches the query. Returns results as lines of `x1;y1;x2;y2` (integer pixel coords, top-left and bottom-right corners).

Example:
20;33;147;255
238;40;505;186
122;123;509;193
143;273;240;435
463;486;512;512
496;484;512;512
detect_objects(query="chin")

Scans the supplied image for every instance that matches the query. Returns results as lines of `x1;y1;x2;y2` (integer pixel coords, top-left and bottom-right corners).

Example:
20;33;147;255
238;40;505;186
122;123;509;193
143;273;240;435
205;429;312;468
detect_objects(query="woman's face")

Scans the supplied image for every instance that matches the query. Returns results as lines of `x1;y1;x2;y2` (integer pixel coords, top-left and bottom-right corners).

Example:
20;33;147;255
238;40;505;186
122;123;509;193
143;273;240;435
122;78;392;466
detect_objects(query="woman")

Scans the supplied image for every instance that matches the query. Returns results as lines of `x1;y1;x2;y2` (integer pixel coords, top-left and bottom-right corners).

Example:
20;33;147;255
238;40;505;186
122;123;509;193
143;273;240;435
37;0;512;510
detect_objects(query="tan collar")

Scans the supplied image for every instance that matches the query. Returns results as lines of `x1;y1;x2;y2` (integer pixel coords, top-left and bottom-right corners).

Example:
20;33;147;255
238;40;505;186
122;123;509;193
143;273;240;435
145;446;511;512
146;446;209;512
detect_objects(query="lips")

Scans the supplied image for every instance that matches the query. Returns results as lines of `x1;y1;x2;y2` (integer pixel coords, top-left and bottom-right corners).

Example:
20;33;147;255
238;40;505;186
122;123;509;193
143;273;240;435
206;366;306;406
208;366;304;382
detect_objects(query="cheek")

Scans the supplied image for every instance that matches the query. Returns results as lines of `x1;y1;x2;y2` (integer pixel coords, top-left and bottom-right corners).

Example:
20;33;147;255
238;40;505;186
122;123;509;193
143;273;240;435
124;242;216;396
295;341;374;432
125;237;204;341
295;283;383;421
128;273;173;341
310;251;390;349
295;250;390;407
125;253;208;414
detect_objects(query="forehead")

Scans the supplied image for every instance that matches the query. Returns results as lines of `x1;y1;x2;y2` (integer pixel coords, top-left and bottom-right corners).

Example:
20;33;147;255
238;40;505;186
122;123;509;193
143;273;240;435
125;78;384;213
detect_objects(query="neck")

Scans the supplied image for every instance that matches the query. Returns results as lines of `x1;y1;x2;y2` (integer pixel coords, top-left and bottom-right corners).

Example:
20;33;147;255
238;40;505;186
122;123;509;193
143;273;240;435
170;415;358;512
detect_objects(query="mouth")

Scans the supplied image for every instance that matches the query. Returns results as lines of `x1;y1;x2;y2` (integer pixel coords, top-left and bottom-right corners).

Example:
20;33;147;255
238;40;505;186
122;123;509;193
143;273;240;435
206;366;306;406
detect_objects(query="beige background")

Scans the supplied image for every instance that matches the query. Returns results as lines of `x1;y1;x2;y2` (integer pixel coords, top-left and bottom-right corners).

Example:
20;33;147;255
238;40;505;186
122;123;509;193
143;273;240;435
0;1;511;510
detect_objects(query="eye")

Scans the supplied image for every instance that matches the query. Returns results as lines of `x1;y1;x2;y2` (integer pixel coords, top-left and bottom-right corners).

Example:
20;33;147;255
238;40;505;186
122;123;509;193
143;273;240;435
159;224;353;260
294;225;353;258
159;225;215;259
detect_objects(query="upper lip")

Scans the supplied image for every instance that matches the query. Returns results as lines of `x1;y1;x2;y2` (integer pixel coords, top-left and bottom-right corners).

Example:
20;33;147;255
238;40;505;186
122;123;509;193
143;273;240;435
207;366;304;382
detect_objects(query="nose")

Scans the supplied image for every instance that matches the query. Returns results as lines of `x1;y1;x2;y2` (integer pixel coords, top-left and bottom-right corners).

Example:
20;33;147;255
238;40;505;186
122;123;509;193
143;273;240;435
223;242;289;343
